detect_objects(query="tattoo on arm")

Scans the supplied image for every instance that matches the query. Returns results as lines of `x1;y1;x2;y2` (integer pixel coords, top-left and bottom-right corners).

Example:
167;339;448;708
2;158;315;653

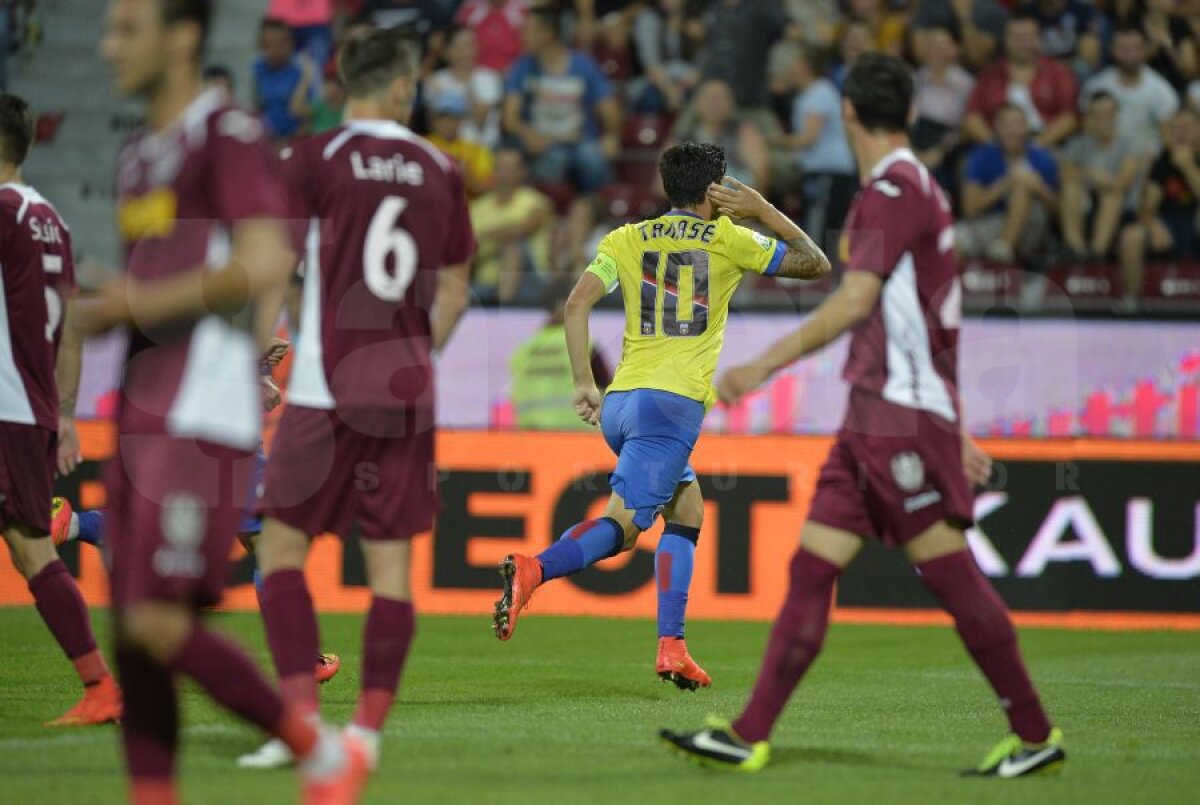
776;232;831;279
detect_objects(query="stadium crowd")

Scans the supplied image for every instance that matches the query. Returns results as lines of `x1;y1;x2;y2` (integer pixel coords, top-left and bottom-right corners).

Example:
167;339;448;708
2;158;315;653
247;0;1200;313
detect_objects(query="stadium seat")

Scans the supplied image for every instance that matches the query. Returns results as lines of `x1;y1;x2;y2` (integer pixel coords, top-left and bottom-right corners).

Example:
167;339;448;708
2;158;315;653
620;114;673;150
1144;260;1200;301
599;183;664;222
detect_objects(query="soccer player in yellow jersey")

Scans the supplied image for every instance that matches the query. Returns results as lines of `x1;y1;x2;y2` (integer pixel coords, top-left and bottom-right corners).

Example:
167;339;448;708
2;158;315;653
492;142;830;689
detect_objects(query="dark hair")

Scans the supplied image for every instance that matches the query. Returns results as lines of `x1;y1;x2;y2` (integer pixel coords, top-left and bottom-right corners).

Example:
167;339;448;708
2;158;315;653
0;93;34;166
338;27;419;98
797;44;829;77
659;142;726;209
543;275;574;314
1113;24;1146;40
161;0;211;56
842;52;912;133
527;6;563;41
259;17;291;36
1087;90;1117;109
1006;9;1041;28
202;64;233;84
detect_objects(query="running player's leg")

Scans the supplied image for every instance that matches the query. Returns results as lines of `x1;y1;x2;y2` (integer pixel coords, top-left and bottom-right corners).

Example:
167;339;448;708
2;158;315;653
109;441;345;800
4;522;119;725
654;478;711;689
256;405;347;714
255;518;320;712
346;540;414;766
343;407;435;768
904;522;1063;775
733;522;863;742
50;497;106;548
2;423;117;725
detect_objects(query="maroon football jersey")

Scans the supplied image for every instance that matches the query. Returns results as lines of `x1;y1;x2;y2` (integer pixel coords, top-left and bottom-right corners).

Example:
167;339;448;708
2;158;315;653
0;183;76;430
115;89;289;449
282;119;476;410
841;148;962;424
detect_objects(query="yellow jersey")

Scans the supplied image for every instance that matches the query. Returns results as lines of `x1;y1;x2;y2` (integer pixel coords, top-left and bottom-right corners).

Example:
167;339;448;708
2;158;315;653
586;211;786;408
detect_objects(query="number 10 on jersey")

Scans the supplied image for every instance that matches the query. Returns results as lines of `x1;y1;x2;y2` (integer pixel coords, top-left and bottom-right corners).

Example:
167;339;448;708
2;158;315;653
639;249;709;337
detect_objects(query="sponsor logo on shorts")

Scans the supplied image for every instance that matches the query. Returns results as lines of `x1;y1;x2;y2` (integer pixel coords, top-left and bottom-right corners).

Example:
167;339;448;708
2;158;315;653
890;451;925;492
153;493;207;579
903;490;942;512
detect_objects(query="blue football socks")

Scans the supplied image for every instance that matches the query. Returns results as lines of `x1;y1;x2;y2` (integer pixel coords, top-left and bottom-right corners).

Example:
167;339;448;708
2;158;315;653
537;517;625;582
656;523;700;638
76;510;105;548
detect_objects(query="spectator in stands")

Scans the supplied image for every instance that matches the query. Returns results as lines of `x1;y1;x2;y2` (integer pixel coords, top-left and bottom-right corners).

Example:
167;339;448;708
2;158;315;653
589;11;636;85
503;6;620;192
1018;0;1104;76
963;12;1079;148
911;0;1010;70
1113;0;1198;92
630;0;701;113
830;19;871;90
788;46;857;249
310;71;345;134
912;25;976;174
1061;91;1139;260
783;0;840;48
958;102;1060;264
1118;106;1200;310
203;64;235;97
845;0;906;57
1083;25;1180;157
457;0;529;73
695;0;789;109
470;145;555;304
428;95;495;197
268;0;334;82
253;18;315;141
509;278;612;430
673;79;771;191
426;27;504;147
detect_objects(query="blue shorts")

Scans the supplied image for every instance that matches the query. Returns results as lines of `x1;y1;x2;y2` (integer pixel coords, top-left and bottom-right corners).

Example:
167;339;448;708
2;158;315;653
238;445;267;536
600;389;704;530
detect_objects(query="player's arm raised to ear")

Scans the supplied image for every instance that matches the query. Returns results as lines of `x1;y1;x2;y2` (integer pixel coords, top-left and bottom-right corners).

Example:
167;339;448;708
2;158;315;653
708;176;830;279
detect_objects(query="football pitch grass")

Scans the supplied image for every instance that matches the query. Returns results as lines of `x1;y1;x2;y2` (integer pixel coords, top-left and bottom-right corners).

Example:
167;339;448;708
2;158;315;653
1;608;1197;804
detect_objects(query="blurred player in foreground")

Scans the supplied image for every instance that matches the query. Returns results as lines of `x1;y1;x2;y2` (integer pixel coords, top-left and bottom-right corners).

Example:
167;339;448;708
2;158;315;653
0;92;122;727
48;339;343;693
90;1;363;801
247;28;474;779
492;142;830;689
661;53;1065;778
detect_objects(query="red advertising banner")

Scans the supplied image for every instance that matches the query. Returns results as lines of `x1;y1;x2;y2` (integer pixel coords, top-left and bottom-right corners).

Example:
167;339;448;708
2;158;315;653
4;423;1198;630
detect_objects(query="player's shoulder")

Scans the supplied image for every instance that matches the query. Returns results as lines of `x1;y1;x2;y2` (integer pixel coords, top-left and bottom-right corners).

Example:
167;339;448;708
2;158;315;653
205;98;268;146
321;121;463;185
0;183;65;229
859;151;944;211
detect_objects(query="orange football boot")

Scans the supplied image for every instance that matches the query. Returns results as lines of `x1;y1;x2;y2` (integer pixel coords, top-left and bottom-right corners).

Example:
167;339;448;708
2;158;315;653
302;730;370;805
656;637;712;691
49;497;74;547
492;554;542;641
315;653;341;684
45;675;122;726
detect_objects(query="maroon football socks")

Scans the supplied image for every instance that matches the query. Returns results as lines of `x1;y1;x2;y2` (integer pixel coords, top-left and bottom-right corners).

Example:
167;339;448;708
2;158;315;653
29;559;110;686
733;549;841;743
260;568;321;711
916;550;1052;744
352;597;415;731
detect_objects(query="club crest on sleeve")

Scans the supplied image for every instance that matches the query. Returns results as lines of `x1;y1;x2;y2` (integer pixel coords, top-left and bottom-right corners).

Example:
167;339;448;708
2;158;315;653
752;231;773;250
874;179;902;198
890;451;924;492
